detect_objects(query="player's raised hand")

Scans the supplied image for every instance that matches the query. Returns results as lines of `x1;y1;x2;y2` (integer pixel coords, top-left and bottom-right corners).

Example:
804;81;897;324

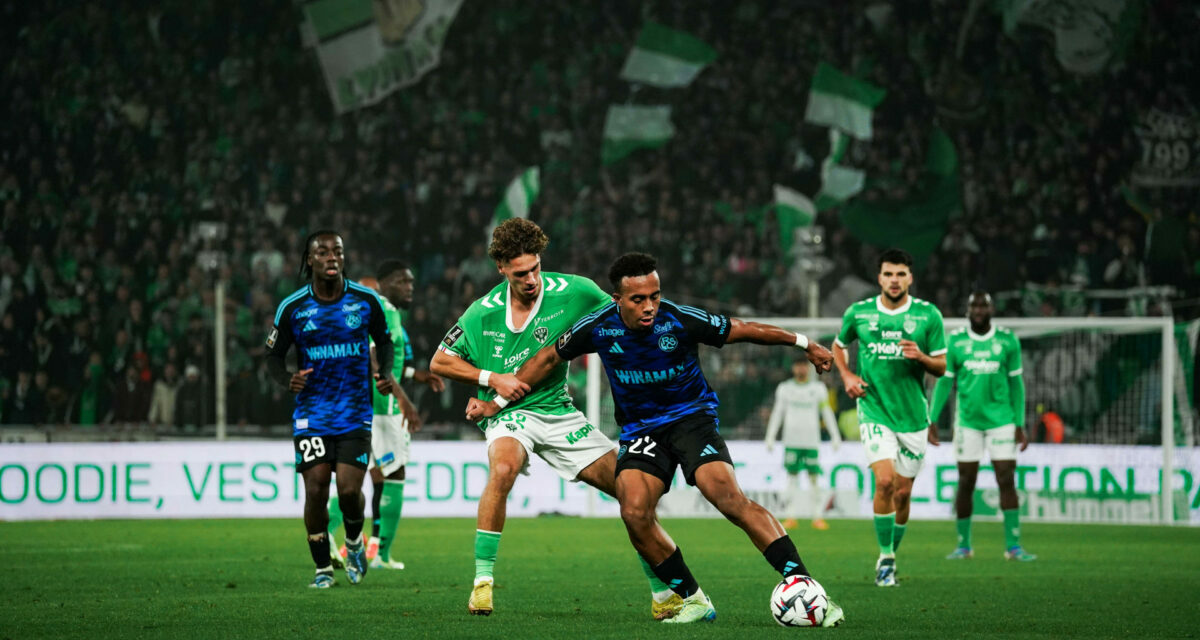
1016;426;1029;452
805;342;834;373
289;368;314;393
927;423;940;446
842;372;869;398
899;339;924;360
465;397;500;422
490;372;530;401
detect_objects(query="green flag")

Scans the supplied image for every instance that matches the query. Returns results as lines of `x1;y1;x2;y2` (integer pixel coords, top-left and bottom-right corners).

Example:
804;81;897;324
998;0;1144;74
804;62;887;140
602;105;675;165
492;167;540;230
619;21;718;88
814;130;865;211
839;127;960;267
774;184;816;254
303;0;464;113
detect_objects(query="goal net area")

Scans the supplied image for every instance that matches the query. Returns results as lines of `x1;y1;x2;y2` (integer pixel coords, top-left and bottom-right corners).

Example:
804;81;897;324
580;317;1199;525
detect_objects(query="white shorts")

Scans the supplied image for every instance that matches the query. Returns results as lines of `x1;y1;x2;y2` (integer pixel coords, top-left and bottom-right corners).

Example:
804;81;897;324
369;413;410;476
483;409;616;481
953;424;1017;463
860;423;928;478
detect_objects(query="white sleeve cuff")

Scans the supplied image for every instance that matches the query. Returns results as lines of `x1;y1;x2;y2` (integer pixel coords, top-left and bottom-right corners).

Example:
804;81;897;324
794;333;809;350
1008;368;1023;377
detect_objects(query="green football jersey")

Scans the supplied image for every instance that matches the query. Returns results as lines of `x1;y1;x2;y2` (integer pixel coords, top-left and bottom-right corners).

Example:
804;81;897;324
439;272;610;425
944;326;1023;430
372;297;407;415
835;295;947;433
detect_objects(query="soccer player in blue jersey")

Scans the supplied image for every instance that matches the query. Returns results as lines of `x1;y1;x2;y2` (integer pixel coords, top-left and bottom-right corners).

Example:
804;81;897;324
468;253;845;626
265;230;398;588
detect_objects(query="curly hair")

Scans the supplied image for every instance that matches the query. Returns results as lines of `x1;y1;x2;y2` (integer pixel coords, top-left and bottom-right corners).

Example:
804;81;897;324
608;252;657;291
488;218;549;263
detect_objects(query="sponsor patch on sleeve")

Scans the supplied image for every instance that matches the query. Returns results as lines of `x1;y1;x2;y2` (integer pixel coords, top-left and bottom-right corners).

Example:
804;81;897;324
557;330;573;350
442;325;464;348
266;328;278;349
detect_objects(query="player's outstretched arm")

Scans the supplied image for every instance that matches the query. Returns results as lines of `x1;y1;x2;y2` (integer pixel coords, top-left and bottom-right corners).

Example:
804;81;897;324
463;344;563;421
430;349;530;401
726;319;833;373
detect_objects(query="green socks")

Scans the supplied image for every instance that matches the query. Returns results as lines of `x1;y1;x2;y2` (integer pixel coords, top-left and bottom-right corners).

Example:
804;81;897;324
327;495;343;538
474;529;502;581
956;517;972;549
378;480;405;560
638;554;673;599
892;522;907;551
1003;509;1021;549
873;512;896;555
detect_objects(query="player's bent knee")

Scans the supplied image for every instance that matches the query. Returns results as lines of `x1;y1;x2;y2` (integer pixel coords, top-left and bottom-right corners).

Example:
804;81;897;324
620;504;655;529
488;461;521;483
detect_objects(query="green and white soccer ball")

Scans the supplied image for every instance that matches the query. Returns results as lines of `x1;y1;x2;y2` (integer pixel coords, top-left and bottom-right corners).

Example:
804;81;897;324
770;575;829;627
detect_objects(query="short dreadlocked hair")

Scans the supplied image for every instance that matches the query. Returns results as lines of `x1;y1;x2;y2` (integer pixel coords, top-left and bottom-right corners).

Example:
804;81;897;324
488;218;549;264
299;229;341;281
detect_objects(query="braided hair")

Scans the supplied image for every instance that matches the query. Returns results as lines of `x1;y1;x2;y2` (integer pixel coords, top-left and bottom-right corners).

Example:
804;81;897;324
299;229;341;281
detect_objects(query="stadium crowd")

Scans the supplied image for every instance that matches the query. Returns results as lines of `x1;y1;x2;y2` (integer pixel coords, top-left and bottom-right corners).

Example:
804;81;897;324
0;0;1196;430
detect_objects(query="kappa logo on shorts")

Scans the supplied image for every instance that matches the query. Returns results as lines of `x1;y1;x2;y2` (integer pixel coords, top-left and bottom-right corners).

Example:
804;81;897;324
533;326;549;344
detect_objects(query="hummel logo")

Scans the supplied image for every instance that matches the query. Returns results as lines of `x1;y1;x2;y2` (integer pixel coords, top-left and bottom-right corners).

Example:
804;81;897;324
700;444;719;457
303;320;318;332
609;343;624;354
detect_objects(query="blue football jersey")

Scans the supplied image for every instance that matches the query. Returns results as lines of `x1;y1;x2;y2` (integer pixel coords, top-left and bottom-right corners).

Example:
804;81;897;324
555;299;731;438
266;280;390;436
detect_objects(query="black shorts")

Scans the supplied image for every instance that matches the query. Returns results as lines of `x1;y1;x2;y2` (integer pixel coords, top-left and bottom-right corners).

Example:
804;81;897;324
615;414;733;492
293;429;371;473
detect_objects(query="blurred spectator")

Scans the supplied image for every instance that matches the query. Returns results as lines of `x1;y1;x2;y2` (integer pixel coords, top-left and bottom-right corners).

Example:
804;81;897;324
4;370;45;425
111;364;152;424
148;363;180;427
175;364;209;430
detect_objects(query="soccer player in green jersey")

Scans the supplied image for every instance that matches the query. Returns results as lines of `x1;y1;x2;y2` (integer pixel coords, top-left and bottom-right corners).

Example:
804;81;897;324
832;248;946;587
429;219;680;618
328;263;446;569
929;291;1036;562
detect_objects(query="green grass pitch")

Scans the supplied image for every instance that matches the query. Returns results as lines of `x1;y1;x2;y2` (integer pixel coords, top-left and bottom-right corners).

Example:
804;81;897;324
3;517;1196;639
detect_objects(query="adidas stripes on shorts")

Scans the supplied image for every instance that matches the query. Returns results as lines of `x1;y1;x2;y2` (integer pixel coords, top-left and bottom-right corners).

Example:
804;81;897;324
615;413;733;492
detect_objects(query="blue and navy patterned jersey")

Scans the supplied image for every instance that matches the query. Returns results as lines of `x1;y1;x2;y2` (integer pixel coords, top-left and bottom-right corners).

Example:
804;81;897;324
555;299;731;438
266;280;389;436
